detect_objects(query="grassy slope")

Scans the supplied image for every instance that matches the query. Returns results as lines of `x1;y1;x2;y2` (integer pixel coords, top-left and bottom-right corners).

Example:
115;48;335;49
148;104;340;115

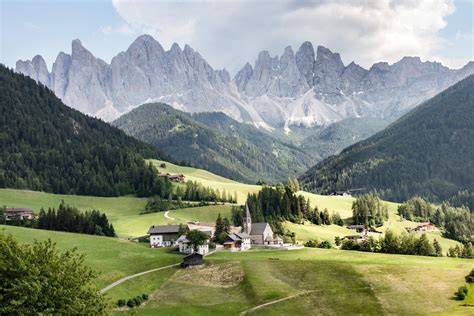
0;225;182;289
148;159;262;204
0;189;231;237
1;159;461;247
111;248;474;315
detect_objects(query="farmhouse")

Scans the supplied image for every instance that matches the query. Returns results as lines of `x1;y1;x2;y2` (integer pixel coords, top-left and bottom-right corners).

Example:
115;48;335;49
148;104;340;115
414;222;435;232
223;232;251;251
347;224;366;233
158;172;185;182
176;235;210;255
181;253;203;268
3;208;36;220
148;224;182;247
331;191;352;197
341;235;366;243
347;225;383;235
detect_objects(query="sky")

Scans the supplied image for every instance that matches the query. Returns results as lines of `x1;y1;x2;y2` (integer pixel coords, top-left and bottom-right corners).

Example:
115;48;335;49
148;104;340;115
1;0;473;75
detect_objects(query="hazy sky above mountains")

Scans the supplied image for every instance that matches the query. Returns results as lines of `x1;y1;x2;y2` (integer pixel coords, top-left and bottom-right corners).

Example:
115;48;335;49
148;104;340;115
1;0;473;75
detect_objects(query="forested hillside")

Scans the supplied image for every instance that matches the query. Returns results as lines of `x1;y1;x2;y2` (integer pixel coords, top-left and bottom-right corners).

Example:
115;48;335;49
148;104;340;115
0;65;171;197
299;75;474;203
113;103;313;184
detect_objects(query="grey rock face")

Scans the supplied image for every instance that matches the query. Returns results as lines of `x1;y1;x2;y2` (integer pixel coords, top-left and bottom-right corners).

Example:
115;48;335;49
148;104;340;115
16;55;51;88
295;41;315;87
15;35;474;128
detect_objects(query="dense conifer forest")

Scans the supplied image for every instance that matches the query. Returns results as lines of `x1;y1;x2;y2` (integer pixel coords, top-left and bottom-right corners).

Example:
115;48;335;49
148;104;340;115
0;203;115;237
0;66;171;197
299;75;474;203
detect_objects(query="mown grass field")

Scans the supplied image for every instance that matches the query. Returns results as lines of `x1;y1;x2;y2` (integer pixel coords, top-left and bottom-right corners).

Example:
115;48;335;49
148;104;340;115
2;218;472;314
0;189;231;237
109;248;474;315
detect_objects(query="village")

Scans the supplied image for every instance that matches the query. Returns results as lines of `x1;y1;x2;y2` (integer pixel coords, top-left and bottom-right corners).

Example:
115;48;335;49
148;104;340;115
1;204;437;269
144;204;437;268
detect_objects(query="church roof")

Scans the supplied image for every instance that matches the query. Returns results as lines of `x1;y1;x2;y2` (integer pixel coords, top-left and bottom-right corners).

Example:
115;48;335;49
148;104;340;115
250;222;270;235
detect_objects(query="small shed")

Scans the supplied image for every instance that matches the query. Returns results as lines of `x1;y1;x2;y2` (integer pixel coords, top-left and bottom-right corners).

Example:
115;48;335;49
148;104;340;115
181;253;203;268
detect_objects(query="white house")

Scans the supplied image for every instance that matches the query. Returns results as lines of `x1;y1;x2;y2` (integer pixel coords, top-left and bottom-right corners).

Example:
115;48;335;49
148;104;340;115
148;225;182;248
176;235;209;255
223;232;251;251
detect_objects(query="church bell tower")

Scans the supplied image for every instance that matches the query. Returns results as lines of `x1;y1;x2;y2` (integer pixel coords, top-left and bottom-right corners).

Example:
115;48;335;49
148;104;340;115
243;204;252;234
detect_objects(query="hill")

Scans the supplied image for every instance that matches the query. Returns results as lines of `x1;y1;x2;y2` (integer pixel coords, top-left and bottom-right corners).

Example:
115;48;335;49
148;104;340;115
1;160;462;249
112;103;313;184
0;65;170;197
3;226;473;315
299;75;474;203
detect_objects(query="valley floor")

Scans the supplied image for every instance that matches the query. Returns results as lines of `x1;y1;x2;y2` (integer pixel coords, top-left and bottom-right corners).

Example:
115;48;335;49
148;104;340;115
1;161;471;314
2;225;473;315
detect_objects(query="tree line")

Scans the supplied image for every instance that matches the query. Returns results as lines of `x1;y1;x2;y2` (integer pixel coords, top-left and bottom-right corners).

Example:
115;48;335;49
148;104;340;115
177;181;237;203
141;180;237;214
351;194;389;227
0;202;115;237
231;181;343;236
340;230;444;257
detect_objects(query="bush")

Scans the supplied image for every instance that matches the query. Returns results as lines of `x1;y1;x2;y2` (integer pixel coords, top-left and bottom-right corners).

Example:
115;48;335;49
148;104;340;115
318;241;332;249
142;293;149;300
160;163;166;168
126;299;136;308
117;299;126;307
465;269;474;283
341;239;360;250
304;240;319;248
133;296;143;306
455;285;469;300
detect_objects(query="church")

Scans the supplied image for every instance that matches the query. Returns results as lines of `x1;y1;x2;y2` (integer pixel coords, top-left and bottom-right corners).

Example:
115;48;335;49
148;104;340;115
242;205;275;245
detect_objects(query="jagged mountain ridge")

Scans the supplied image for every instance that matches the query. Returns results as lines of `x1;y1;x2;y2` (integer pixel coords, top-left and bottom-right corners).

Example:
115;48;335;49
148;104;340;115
16;34;474;127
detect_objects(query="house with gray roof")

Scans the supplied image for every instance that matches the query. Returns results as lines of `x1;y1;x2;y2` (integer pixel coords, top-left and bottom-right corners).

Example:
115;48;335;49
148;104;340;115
176;234;210;255
148;224;182;247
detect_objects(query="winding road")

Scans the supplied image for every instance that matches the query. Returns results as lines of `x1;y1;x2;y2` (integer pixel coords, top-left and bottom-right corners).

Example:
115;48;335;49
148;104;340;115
164;211;175;220
100;263;180;294
240;291;315;315
100;249;218;294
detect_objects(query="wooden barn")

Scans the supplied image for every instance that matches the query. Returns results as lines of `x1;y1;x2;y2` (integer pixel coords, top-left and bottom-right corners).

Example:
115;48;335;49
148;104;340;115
181;253;203;268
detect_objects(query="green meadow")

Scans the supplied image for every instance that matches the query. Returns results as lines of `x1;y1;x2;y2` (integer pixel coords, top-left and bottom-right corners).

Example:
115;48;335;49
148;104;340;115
0;188;231;237
0;159;462;249
111;248;474;315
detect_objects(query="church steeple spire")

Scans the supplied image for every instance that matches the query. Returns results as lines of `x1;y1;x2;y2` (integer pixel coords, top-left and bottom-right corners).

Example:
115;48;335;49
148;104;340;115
243;204;252;234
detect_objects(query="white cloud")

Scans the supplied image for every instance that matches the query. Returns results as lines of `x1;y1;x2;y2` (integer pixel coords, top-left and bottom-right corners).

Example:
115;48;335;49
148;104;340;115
101;23;136;36
112;0;460;74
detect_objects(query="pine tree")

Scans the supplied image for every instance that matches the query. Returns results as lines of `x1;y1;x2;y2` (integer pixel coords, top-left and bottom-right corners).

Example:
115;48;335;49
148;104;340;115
433;239;443;257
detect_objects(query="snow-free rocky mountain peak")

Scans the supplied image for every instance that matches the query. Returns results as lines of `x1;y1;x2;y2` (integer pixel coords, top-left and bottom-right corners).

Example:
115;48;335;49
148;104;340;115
16;34;474;127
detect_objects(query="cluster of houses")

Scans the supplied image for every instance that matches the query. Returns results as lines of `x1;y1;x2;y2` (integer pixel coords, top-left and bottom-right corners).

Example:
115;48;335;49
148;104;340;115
158;172;185;182
341;222;436;245
147;205;283;258
2;208;36;221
